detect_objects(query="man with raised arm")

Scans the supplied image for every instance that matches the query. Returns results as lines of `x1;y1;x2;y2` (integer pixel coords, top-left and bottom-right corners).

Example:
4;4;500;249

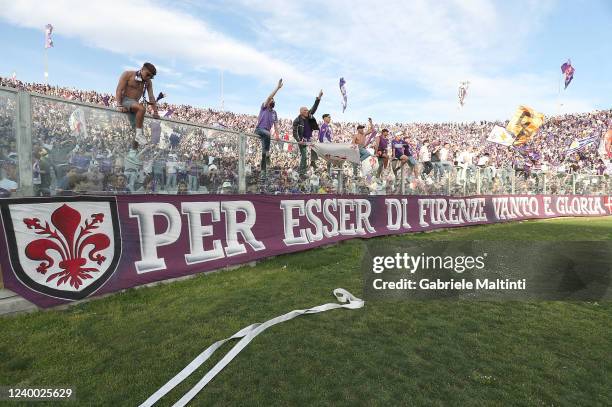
116;62;160;145
254;79;282;179
293;89;323;175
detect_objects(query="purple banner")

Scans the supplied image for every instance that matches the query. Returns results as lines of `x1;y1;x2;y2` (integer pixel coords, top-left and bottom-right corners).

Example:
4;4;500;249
1;194;611;308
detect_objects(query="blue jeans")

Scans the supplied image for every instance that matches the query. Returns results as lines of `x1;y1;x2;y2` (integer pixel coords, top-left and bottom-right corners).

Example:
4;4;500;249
255;128;272;172
358;146;371;161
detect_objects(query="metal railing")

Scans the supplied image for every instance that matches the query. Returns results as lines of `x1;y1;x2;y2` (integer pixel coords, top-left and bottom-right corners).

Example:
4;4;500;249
1;86;610;198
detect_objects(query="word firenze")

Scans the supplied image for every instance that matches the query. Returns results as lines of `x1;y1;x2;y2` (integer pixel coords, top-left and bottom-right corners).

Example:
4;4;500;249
1;194;609;308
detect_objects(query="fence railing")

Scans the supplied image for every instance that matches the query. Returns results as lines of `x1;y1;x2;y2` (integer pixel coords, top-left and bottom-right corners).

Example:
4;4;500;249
1;86;611;198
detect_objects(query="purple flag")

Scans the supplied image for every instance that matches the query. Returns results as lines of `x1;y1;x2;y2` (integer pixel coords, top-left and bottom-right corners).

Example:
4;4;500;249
339;77;347;113
561;60;574;89
44;24;54;49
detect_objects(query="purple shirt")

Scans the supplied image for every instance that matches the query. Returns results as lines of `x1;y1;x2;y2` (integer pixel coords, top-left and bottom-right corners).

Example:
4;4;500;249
392;140;406;159
377;135;389;152
303;119;313;141
404;141;414;157
319;122;332;142
72;154;90;170
256;104;277;131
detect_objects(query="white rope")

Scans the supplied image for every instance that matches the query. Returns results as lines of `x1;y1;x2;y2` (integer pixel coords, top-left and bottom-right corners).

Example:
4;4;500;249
139;288;364;407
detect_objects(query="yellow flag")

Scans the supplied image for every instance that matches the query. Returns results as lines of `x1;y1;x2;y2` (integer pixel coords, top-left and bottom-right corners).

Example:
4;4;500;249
506;105;545;146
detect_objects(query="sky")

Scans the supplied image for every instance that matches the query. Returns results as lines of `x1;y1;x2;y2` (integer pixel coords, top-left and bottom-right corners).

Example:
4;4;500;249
0;0;611;124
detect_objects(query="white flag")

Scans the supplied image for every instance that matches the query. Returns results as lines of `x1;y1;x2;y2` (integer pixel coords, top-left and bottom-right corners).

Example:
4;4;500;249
311;143;360;164
487;125;515;146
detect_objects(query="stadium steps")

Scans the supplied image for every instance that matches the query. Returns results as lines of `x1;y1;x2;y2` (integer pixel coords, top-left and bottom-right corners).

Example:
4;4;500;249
0;289;38;316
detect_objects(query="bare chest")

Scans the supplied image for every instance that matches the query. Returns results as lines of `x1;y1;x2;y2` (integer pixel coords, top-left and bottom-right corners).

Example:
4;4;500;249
126;77;145;92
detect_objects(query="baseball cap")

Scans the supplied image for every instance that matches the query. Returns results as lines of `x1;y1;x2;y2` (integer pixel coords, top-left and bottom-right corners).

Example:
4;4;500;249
222;181;232;188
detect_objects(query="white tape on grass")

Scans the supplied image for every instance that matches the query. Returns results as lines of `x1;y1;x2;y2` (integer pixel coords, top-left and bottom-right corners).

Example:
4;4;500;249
140;288;364;407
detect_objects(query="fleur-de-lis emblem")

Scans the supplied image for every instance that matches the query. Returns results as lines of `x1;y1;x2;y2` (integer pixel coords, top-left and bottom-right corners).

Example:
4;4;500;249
23;204;110;289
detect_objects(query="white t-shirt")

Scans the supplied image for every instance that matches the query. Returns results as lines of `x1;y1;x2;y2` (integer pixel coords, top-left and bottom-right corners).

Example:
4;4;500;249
419;145;431;162
439;147;450;162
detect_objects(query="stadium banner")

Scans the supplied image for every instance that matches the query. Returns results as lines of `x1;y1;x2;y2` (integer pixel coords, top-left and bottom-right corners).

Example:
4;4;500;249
1;194;611;308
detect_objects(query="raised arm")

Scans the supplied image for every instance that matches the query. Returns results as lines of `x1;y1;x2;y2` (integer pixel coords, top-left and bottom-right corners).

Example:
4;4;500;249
310;89;323;114
264;79;283;107
365;118;377;145
366;118;374;135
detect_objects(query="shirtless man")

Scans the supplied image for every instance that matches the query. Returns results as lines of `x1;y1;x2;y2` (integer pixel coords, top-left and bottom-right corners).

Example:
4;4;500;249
116;62;160;144
352;118;374;175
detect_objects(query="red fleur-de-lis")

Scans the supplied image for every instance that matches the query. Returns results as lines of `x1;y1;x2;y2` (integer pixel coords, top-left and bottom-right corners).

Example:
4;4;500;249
24;204;110;289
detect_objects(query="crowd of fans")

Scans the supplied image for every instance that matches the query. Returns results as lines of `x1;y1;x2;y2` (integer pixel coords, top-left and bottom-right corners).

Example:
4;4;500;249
1;75;611;197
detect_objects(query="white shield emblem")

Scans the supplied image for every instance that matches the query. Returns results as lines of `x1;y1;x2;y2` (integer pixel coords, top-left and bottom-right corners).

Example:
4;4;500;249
1;197;121;300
